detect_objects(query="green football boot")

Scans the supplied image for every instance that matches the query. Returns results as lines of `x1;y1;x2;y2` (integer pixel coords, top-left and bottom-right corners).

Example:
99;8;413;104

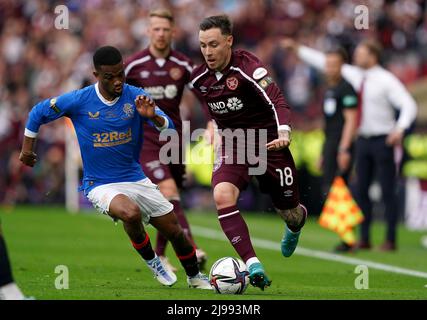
248;262;272;291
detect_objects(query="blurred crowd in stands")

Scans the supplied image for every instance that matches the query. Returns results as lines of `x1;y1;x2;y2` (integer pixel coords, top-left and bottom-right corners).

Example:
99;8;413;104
1;0;426;207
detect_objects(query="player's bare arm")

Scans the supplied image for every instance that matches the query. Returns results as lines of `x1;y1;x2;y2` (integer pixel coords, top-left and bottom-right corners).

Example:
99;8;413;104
266;129;291;151
19;135;37;167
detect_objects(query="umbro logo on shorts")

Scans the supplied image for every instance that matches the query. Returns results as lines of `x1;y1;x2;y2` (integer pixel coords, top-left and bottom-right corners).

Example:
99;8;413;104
231;236;242;244
284;190;293;197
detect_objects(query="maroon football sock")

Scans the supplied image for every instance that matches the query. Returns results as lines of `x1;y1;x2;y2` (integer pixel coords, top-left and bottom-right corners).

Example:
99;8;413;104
217;205;257;262
171;200;196;247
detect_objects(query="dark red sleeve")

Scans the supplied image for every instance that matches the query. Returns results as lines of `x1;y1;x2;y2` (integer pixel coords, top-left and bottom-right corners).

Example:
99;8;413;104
240;51;291;129
190;85;212;122
264;80;291;129
189;65;212;122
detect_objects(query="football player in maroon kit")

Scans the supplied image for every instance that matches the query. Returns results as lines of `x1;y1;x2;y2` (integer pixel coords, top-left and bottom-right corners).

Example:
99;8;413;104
191;15;307;290
124;9;207;273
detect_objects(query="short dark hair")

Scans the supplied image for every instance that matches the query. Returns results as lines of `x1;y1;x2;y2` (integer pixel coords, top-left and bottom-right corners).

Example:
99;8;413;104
326;47;349;63
93;46;122;70
149;8;174;23
360;39;382;61
199;15;232;36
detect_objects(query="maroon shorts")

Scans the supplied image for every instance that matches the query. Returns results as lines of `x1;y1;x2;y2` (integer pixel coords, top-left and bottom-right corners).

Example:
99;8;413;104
212;148;300;210
141;148;186;189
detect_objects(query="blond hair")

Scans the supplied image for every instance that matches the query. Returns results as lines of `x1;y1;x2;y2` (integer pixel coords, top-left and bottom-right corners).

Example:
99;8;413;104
149;8;174;24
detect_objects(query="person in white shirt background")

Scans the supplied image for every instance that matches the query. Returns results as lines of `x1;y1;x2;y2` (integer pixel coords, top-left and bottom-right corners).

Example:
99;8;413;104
281;38;418;251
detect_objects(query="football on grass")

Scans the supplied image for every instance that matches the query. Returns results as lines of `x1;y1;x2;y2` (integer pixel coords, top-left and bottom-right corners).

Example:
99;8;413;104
209;257;250;294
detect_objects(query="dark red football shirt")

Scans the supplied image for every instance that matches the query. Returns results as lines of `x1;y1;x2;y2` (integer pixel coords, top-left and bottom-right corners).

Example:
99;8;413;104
190;49;292;142
125;48;194;151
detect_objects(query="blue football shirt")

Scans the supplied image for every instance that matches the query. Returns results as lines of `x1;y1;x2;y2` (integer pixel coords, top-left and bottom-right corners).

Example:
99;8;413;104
25;83;175;195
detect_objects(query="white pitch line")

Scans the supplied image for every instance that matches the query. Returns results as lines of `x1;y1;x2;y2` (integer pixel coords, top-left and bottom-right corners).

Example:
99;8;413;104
191;225;427;280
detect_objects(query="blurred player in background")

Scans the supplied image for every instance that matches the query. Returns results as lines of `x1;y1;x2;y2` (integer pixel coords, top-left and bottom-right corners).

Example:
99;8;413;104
289;39;418;251
191;15;307;290
282;40;358;252
19;46;211;289
125;8;207;272
0;224;26;300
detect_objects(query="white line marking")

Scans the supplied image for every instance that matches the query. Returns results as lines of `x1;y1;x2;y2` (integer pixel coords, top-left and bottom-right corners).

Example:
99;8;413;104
191;225;427;280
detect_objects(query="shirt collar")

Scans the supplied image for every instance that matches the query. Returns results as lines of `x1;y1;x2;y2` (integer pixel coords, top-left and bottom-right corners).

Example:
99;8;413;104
147;47;172;61
95;82;120;106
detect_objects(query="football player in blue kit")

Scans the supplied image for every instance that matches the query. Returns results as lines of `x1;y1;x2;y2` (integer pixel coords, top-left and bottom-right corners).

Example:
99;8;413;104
19;46;211;290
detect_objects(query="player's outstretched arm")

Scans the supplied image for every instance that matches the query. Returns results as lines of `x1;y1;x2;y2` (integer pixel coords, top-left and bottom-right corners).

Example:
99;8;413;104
20;92;77;167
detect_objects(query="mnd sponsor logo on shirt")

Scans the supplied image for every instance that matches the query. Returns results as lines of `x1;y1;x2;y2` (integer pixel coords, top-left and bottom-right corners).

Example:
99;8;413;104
145;85;178;100
208;97;244;114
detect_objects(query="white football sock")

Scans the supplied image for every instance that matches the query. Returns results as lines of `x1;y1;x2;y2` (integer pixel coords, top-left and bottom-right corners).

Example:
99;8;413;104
245;257;260;269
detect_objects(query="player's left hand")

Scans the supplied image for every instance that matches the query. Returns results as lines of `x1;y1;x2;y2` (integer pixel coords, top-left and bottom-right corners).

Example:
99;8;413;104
135;95;156;119
266;130;291;151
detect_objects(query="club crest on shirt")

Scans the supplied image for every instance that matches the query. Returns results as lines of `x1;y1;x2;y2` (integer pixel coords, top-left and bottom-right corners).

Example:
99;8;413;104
170;67;183;80
140;71;150;79
122;103;134;119
226;76;239;90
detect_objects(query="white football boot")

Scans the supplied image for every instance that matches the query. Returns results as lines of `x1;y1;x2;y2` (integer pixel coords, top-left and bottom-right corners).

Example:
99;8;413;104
187;272;212;290
159;255;178;273
146;255;177;286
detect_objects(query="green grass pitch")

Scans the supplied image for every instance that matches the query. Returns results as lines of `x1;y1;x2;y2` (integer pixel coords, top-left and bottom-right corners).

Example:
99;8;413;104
1;206;427;300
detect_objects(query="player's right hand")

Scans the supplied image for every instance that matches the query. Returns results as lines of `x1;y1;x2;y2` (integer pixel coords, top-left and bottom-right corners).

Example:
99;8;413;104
203;120;215;145
266;130;291;151
19;150;37;167
135;94;156;119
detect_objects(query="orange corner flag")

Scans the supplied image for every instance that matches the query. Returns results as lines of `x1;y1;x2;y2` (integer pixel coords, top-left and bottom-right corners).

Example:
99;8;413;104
318;176;364;245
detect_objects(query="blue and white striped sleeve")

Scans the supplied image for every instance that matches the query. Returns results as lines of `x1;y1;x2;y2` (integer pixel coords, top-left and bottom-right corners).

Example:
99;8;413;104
150;106;175;131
